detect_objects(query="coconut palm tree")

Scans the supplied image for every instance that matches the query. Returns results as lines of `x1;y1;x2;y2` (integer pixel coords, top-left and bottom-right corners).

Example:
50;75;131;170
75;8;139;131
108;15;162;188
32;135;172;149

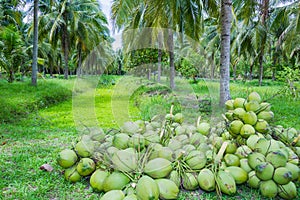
219;0;233;105
112;0;204;89
38;0;109;79
31;0;38;85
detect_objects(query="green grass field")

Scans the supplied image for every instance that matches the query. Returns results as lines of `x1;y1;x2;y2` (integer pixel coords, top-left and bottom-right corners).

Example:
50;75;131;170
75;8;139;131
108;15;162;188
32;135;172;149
0;76;299;199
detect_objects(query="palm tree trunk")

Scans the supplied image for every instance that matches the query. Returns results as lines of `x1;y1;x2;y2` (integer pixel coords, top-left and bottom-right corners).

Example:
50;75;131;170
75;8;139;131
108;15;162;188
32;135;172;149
233;63;236;81
219;0;232;106
258;0;269;86
8;69;14;83
157;31;163;83
249;62;253;80
168;29;175;90
210;52;215;79
77;44;82;77
62;13;69;79
31;0;38;86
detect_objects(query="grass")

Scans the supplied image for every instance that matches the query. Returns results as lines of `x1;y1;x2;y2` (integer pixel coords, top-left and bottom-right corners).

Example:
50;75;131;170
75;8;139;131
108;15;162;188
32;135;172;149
0;76;299;199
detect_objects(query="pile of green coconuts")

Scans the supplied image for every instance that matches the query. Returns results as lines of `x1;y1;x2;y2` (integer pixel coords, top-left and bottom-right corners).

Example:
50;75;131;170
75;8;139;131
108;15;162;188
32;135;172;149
57;92;300;200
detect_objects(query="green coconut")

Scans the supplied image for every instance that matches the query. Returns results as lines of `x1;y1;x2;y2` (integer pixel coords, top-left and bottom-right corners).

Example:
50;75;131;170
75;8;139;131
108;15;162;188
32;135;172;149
278;181;298;199
182;144;196;153
235;145;252;159
190;133;207;147
103;146;118;164
266;150;288;168
273;167;292;185
123;194;137;200
233;108;246;120
255;138;271;155
144;158;172;179
158;147;174;162
64;166;81;183
182;173;199;190
155;179;179;200
225;111;234;121
259;180;278;198
175;126;186;135
148;143;163;160
236;135;246;146
128;134;145;150
257;111;274;122
240;158;252;173
285;163;300;181
197;122;211;136
90;129;105;142
212;136;223;150
247;171;260;189
90;170;109;192
248;92;262;103
150;121;161;129
255;162;274;181
144;130;160;145
246;135;260;150
57;149;78;168
197;168;216;192
75;140;95;158
76;158;95;176
174;134;189;144
242;111;257;125
185;150;207;170
174;113;184;124
240;124;256;138
245;100;260;112
197;143;211;153
254;119;269;134
103;172;130;192
111;149;137;172
225;142;237;154
224;154;240;166
225;99;234;110
259;102;271;111
136;176;159;200
206;150;216;163
185;125;197;135
169;170;181;187
121;121;140;134
100;190;125;200
216;171;236;195
248;152;266;169
167;139;182;151
113;133;129;149
229;120;244;136
225;166;248;184
233;98;246;109
165;114;175;122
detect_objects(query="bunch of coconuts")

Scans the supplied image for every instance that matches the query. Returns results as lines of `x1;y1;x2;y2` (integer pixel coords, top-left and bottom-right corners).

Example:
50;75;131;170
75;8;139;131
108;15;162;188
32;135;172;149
224;92;273;141
56;91;300;199
56;114;215;200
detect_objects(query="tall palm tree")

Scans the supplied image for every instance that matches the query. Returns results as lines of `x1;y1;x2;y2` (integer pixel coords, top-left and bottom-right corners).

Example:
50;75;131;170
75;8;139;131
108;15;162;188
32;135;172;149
31;0;38;85
219;0;232;105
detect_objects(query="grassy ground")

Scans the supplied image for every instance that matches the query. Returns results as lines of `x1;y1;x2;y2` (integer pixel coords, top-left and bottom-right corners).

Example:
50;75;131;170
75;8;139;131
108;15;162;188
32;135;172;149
0;76;299;199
